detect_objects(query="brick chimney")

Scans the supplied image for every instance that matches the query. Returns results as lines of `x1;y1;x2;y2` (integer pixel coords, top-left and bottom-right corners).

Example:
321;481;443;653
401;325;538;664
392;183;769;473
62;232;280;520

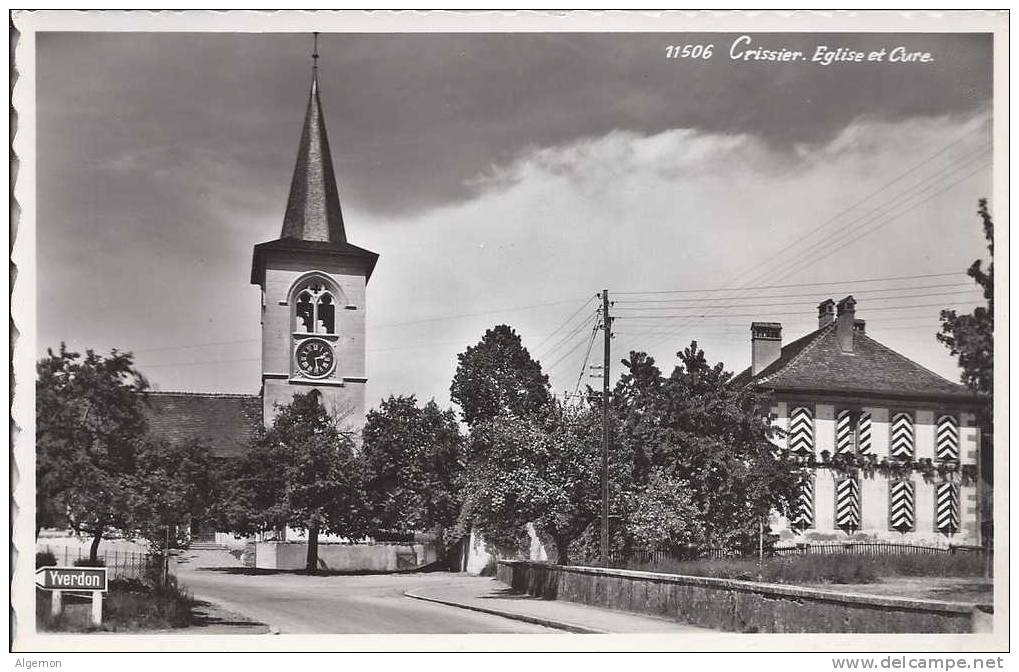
853;319;866;334
836;295;857;353
751;322;782;375
817;299;836;328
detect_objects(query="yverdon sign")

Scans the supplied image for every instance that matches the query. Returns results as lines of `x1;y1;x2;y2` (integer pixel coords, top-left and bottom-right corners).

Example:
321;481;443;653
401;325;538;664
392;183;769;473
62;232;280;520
34;566;108;592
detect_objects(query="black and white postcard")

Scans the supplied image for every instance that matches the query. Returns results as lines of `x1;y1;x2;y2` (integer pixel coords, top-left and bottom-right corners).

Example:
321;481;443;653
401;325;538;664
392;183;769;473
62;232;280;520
9;9;1009;658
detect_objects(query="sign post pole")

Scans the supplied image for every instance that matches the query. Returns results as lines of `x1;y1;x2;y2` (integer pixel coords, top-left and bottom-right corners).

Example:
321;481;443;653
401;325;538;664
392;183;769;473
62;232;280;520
50;590;62;617
91;591;103;626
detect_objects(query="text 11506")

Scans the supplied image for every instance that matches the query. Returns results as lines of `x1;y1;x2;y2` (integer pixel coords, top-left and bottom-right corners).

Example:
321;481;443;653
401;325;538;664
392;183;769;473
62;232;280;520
666;44;714;59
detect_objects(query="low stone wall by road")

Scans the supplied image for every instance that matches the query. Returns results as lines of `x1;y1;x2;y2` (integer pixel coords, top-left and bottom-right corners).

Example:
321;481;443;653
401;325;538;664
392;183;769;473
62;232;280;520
256;541;438;572
497;561;985;633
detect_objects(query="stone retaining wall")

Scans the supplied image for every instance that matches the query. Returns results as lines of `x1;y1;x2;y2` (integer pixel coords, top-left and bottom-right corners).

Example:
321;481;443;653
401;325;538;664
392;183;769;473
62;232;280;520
256;540;438;572
497;561;984;633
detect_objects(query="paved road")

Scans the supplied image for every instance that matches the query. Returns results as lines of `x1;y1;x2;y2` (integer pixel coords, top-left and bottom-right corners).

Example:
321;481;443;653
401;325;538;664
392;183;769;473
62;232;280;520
175;563;556;634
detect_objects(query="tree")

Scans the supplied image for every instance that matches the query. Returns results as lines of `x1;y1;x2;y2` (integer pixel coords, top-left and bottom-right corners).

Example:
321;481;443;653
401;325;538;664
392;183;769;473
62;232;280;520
612;343;802;554
361;395;464;540
222;392;365;572
36;344;149;560
938;199;993;404
129;438;221;551
938;199;994;554
623;467;702;552
457;403;618;565
450;324;551;427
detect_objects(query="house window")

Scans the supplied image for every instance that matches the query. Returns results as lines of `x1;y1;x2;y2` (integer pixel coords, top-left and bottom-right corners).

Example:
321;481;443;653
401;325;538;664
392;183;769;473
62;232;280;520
292;279;337;335
834;475;861;533
935;482;960;535
836;409;872;455
790;474;814;532
890;411;915;460
888;479;915;533
936;414;960;461
788;406;814;455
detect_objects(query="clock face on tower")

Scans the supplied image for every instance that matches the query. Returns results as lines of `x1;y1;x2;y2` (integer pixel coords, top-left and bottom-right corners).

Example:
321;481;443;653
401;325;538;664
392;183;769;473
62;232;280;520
295;338;335;378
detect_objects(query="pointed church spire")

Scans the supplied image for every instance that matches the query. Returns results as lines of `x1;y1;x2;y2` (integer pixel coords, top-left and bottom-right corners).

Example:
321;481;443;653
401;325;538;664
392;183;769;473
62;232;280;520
280;32;346;243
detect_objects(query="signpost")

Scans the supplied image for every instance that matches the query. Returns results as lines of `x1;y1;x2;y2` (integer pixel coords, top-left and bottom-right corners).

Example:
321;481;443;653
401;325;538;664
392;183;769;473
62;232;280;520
35;566;108;626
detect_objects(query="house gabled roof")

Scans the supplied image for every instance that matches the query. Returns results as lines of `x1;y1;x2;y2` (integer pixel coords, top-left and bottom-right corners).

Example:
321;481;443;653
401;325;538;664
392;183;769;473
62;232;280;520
735;323;979;405
142;391;262;458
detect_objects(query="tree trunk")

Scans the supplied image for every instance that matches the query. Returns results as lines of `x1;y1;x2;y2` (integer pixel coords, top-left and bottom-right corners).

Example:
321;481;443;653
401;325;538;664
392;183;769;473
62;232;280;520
89;530;103;562
555;536;570;566
305;524;319;573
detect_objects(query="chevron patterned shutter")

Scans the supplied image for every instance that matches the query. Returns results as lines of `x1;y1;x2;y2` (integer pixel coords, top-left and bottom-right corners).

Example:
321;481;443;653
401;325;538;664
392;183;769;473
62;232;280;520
835;409;856;455
890;412;914;459
936;414;960;461
789;406;814;455
857;411;872;455
935;482;960;535
790;474;815;531
834;476;861;532
889;480;915;533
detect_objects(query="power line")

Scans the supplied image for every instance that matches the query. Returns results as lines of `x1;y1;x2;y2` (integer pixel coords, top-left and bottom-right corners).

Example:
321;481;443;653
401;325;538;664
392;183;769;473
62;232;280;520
133;337;259;354
574;316;602;394
757;152;989;290
612;282;974;304
536;307;599;360
372;296;588;329
543;315;600;374
615;300;982;320
644;158;986;354
139;356;261;369
613;289;981;312
532;295;598;350
719;136;989;293
798;159;990;274
614;271;966;296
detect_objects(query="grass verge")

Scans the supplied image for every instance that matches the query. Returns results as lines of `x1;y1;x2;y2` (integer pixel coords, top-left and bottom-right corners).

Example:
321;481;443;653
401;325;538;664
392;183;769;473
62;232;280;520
623;552;986;585
37;576;195;632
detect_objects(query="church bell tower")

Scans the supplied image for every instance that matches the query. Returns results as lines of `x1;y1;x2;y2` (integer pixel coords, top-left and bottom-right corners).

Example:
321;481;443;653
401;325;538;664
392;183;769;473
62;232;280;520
250;36;378;432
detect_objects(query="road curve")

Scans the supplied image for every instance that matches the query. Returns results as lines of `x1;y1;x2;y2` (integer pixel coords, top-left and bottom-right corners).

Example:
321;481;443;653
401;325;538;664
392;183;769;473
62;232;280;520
176;566;555;634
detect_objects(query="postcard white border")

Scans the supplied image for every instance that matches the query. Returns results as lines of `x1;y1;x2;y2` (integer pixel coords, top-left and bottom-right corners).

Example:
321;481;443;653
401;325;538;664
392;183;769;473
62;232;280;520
10;9;1009;653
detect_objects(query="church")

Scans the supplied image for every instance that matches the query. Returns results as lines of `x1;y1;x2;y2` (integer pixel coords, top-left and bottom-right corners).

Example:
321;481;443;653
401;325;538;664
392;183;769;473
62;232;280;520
144;47;378;541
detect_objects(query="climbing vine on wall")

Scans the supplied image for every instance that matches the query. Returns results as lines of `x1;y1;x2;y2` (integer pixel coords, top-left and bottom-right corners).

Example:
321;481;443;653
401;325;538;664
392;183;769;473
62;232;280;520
797;451;977;486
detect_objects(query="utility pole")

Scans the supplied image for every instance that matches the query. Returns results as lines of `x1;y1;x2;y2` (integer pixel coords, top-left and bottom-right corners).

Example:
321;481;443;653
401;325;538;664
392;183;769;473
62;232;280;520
600;289;611;567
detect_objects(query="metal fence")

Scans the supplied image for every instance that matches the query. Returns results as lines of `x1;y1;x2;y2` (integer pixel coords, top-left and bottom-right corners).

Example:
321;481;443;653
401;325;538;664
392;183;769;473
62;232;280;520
771;541;986;557
614;541;987;567
37;545;164;581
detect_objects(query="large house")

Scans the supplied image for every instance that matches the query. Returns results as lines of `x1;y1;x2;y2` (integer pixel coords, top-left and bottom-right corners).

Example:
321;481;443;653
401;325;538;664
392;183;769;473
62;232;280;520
738;296;986;546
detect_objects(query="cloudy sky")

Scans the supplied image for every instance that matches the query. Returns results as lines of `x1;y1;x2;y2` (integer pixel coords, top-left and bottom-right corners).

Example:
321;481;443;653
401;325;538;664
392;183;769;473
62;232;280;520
35;30;993;410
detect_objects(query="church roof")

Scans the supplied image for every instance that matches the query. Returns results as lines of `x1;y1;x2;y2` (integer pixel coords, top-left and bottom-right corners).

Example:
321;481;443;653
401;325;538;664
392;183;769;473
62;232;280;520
250;237;379;285
143;391;262;458
734;323;979;405
281;72;346;243
252;54;379;286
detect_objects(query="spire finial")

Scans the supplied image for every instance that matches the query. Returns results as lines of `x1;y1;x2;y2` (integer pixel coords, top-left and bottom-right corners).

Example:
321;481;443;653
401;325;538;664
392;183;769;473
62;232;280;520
311;32;320;87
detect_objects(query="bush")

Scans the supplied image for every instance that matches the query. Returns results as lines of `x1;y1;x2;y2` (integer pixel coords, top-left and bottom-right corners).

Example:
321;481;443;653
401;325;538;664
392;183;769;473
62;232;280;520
73;557;106;567
36;551;57;568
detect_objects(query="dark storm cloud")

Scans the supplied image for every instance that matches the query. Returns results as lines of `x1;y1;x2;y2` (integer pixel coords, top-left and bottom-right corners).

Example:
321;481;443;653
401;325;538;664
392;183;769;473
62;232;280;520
39;32;991;220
